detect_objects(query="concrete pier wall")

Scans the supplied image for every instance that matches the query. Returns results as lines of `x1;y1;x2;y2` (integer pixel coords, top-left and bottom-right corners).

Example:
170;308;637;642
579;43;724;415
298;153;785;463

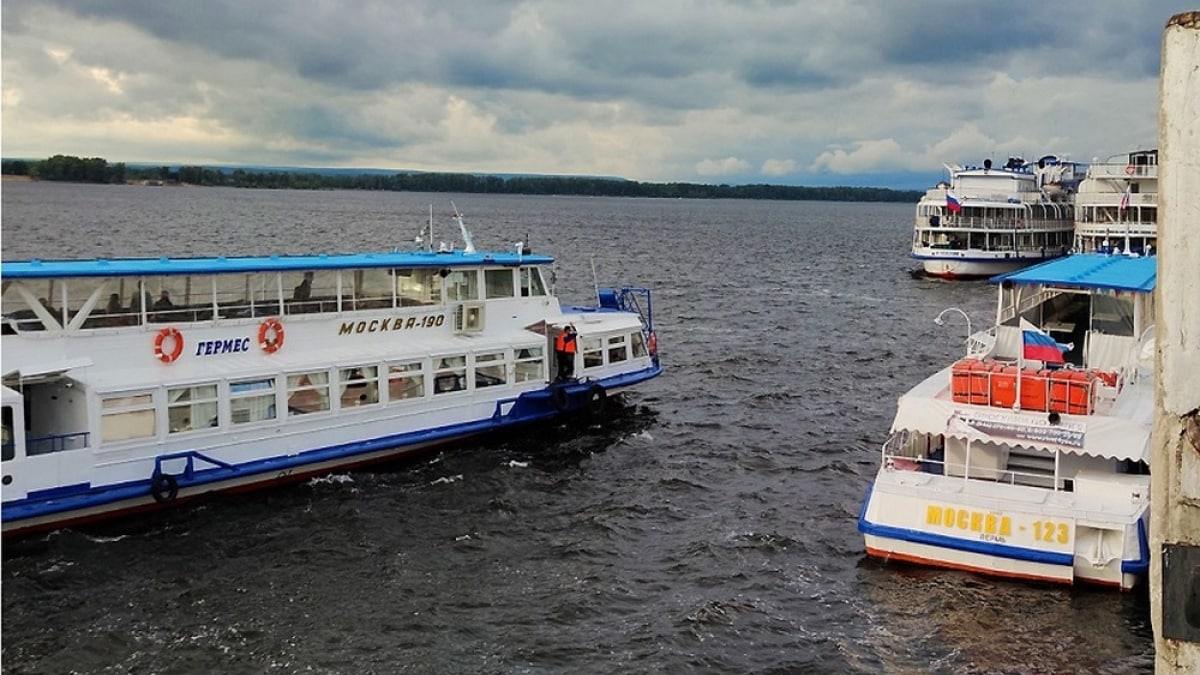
1153;10;1200;674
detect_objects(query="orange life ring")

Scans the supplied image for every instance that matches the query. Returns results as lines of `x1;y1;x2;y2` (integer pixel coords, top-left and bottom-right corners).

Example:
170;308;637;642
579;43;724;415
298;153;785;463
258;318;285;354
647;330;658;356
153;327;184;363
1125;165;1135;175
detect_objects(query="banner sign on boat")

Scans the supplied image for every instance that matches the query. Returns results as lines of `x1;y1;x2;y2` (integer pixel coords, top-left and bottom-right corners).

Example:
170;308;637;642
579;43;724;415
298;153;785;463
948;408;1085;449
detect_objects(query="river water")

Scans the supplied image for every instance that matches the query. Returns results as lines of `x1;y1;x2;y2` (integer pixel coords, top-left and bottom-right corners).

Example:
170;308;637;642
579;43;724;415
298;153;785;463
0;182;1153;674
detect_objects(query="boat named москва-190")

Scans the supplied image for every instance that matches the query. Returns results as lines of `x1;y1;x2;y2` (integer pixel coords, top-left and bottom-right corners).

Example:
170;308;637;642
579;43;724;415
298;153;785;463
860;253;1154;589
0;208;662;537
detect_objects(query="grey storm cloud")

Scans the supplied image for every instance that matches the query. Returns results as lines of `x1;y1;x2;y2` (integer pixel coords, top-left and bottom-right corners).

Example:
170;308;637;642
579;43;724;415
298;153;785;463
2;0;1193;187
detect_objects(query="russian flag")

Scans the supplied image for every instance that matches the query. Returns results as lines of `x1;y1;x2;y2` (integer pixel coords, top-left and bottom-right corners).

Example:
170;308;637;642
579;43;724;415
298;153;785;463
946;190;962;213
1022;329;1067;364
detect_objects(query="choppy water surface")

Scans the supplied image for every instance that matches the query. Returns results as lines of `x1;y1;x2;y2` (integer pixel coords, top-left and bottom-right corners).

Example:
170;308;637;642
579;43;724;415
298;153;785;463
1;182;1153;674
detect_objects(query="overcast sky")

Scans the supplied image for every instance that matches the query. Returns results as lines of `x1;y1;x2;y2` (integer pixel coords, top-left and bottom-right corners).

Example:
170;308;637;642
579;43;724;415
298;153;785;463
2;1;1191;189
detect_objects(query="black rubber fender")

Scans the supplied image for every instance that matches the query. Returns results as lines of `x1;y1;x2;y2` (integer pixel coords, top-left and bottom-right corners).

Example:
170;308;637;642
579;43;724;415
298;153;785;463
150;473;179;504
551;386;571;412
586;384;607;418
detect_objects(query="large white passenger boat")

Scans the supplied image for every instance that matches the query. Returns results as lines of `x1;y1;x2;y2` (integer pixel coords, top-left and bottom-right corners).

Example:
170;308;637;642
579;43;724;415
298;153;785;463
860;254;1154;589
1073;149;1158;256
912;156;1083;279
0;214;662;537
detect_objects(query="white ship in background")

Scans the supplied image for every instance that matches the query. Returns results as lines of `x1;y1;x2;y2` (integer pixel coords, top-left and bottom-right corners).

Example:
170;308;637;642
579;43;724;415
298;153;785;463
912;156;1084;279
1073;149;1158;256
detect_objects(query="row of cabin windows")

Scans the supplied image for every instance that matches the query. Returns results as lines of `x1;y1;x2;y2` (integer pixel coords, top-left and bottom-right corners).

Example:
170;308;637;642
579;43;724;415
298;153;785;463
1;266;548;333
98;347;547;443
3;329;649;457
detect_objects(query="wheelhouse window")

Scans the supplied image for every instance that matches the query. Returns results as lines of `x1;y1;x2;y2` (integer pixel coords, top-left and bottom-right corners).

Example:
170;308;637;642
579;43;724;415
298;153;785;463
387;361;425;402
520;267;547;297
484;269;515;299
514;346;544;382
433;356;467;394
445;270;479;302
230;378;277;425
101;392;157;443
287;371;331;415
168;384;219;433
339;366;379;407
474;352;507;388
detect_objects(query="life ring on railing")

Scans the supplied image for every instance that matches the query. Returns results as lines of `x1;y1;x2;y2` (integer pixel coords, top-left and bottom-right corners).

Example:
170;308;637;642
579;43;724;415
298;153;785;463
551;386;570;412
1125;165;1136;176
153;327;184;363
258;318;285;353
150;473;178;504
586;384;607;418
647;331;658;356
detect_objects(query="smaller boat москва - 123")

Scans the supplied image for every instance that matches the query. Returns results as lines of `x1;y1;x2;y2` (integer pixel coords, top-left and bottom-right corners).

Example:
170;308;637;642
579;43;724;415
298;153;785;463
0;209;662;537
859;253;1154;589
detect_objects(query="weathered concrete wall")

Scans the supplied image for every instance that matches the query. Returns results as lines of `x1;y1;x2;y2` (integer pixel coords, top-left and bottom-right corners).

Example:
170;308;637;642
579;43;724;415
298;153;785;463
1153;10;1200;674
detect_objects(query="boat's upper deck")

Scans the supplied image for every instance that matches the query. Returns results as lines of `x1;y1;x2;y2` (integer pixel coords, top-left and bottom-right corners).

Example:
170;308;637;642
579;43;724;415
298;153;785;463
1;248;554;279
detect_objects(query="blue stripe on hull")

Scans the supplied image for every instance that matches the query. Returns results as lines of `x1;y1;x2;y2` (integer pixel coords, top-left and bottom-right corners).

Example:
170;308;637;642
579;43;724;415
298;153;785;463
3;366;661;534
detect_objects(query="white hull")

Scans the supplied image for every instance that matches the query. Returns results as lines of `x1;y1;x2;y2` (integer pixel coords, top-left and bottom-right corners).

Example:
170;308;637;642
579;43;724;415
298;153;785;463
916;253;1058;279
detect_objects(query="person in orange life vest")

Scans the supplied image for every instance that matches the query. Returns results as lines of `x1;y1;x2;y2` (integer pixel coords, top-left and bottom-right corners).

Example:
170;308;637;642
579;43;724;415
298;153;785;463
554;324;578;381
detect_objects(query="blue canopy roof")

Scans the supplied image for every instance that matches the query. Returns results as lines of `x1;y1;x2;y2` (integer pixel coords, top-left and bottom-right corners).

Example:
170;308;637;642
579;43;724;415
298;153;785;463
0;249;554;279
991;254;1156;292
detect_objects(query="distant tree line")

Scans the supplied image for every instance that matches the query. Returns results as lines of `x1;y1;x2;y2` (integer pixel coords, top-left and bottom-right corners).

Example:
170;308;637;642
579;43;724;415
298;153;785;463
2;154;922;202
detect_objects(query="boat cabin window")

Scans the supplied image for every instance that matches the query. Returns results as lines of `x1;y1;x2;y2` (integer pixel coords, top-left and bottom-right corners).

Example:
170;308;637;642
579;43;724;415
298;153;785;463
2;279;64;331
1091;292;1135;336
444;270;479;302
475;352;507;388
485;269;516;299
387;361;425;402
230;377;277;425
395;269;443;306
514;346;545;382
2;405;14;461
520;267;547;297
285;270;336;314
215;273;278;320
100;392;157;443
168;384;219;433
339;366;379;407
434;356;467;394
581;336;604;368
631;331;649;358
287;371;331;415
607;335;629;364
348;269;394;310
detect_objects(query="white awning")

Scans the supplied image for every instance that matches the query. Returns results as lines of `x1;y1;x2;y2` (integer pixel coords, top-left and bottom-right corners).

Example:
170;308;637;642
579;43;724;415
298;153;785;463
2;357;94;384
890;366;1152;463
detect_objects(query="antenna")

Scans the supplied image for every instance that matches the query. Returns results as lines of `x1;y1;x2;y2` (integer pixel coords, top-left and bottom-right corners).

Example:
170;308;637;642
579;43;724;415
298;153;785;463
589;255;599;302
450;201;475;254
